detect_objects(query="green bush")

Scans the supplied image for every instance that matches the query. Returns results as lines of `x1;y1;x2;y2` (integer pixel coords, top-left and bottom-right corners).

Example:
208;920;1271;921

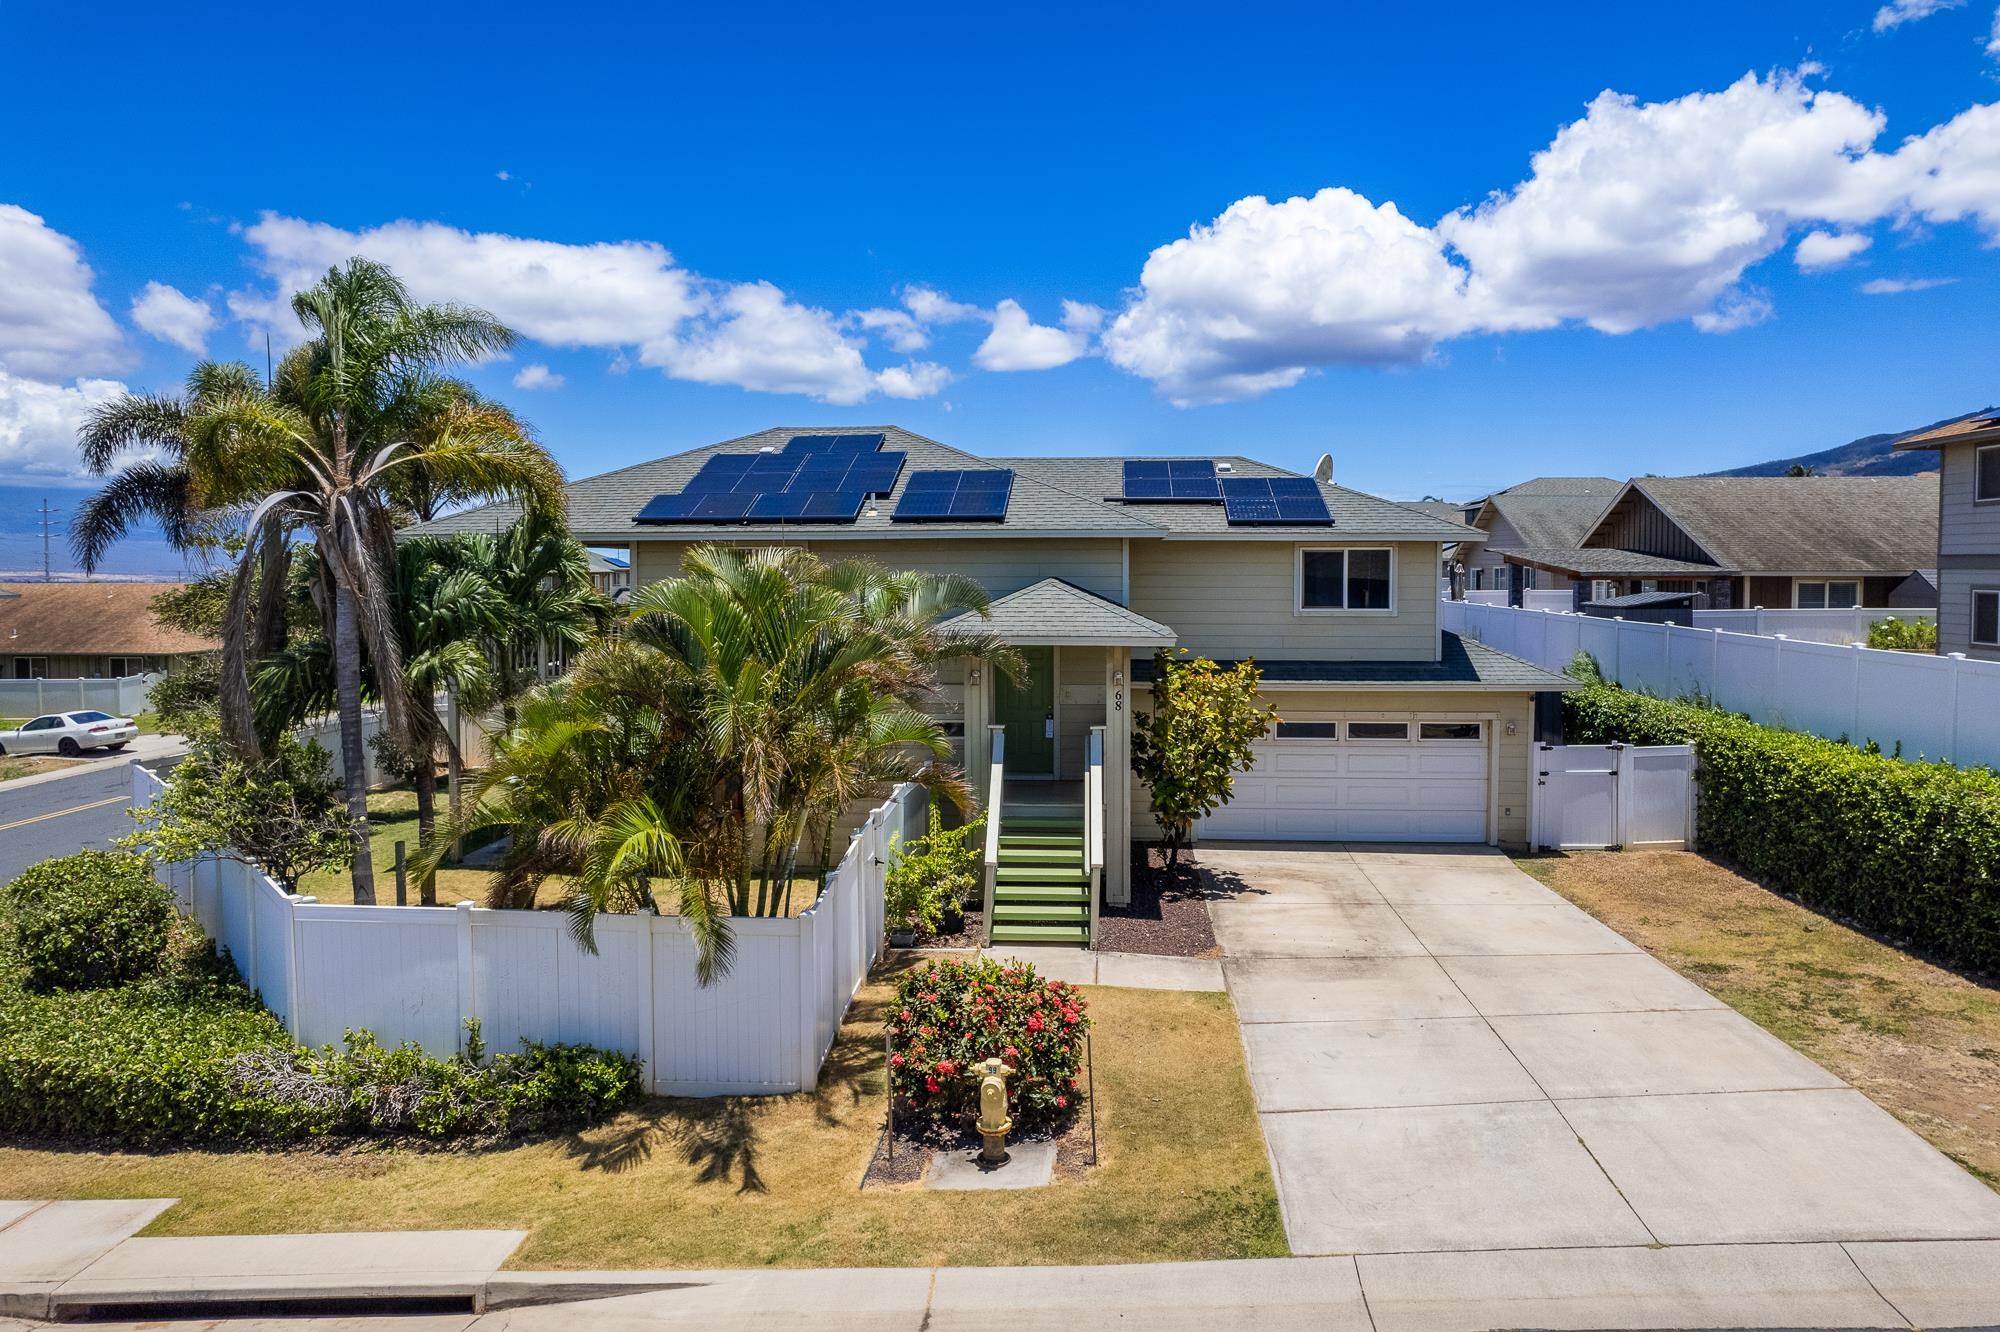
4;851;173;991
884;805;983;939
1867;616;1938;652
888;957;1089;1130
1563;685;2000;971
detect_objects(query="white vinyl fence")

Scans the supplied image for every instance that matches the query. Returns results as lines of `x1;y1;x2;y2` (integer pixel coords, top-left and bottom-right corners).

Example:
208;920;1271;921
1534;744;1695;851
0;673;158;718
294;709;394;789
1444;599;2000;769
135;765;925;1096
1693;606;1932;645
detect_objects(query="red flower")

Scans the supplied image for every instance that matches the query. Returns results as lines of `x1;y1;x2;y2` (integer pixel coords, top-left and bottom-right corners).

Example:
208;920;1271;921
1027;1013;1045;1033
1003;1045;1019;1059
890;1053;904;1068
936;1059;957;1077
1068;1077;1079;1090
898;1009;912;1023
1055;1094;1068;1109
925;1076;941;1094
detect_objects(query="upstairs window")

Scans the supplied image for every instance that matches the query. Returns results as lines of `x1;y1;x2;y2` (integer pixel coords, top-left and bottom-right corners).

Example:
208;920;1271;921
1298;548;1395;613
1974;589;1999;647
1978;443;1999;502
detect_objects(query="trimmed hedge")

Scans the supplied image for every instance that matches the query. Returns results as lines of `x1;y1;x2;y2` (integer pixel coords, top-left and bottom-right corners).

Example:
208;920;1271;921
1563;684;2000;972
4;851;173;991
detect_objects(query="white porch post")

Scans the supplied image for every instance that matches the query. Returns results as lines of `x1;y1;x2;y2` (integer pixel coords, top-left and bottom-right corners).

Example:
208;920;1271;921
1103;647;1133;906
963;656;993;809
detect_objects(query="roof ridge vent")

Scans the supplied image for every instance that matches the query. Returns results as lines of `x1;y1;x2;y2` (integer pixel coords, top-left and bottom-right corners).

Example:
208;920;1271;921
1214;461;1234;473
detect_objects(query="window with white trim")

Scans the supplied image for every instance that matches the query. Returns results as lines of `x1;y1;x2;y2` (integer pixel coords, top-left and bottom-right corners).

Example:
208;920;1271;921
1298;547;1395;612
1974;589;2000;647
1978;443;2000;503
1796;579;1859;610
107;656;147;677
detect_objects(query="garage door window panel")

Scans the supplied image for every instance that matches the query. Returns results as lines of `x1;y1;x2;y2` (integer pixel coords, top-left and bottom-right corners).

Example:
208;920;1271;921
1419;722;1482;742
1275;721;1340;739
1347;721;1410;740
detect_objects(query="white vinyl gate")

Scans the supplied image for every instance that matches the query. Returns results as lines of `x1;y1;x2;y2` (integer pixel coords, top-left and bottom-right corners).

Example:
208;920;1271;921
1533;744;1696;851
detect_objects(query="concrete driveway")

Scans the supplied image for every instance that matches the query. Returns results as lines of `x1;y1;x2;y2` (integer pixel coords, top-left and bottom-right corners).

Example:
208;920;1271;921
1204;842;2000;1270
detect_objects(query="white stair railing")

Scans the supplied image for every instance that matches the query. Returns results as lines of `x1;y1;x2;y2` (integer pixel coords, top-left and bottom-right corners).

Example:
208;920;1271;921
1086;726;1105;949
982;724;1006;947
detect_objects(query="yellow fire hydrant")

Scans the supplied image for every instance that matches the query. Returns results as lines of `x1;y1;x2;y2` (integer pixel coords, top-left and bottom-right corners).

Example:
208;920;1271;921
973;1057;1014;1164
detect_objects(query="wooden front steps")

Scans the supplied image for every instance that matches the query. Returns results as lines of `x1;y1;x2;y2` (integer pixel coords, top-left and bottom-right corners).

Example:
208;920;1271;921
989;807;1091;948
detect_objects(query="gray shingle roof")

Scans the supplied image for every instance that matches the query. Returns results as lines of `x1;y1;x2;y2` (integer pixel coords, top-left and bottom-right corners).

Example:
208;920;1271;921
1495;476;1622;497
407;430;1485;543
407;426;1164;541
1130;633;1576;690
1485;493;1615;547
1586;590;1700;608
1629;476;1938;575
993;456;1484;539
939;578;1175;646
1498;546;1723;576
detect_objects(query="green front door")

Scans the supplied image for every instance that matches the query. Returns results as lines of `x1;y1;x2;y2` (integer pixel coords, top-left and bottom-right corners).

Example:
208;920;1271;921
994;645;1055;776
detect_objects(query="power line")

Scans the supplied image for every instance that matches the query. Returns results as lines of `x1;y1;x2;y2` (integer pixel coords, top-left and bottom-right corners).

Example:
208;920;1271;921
37;499;60;583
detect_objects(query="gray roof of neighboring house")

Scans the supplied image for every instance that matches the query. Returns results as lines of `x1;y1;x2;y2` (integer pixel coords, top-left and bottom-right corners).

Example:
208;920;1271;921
1485;493;1617;548
1625;475;1938;575
408;428;1485;543
939;577;1175;647
1129;633;1577;690
1585;590;1700;608
1495;476;1622;497
1500;546;1724;576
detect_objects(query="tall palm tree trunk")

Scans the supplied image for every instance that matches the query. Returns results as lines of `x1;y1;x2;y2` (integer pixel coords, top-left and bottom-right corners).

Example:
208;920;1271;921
333;580;378;904
412;741;440;906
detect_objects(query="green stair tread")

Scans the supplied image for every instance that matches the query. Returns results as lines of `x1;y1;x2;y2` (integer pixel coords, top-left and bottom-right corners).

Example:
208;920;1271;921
1000;834;1083;848
989;924;1089;945
991;884;1091;902
995;867;1091;884
998;848;1085;864
991;903;1089;922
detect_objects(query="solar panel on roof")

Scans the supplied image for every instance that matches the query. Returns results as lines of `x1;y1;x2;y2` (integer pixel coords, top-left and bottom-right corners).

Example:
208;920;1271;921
1122;459;1222;503
1221;476;1332;526
891;469;1014;522
634;493;698;523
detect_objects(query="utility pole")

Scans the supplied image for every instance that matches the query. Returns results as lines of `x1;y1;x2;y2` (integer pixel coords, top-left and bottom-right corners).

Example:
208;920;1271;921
37;499;58;582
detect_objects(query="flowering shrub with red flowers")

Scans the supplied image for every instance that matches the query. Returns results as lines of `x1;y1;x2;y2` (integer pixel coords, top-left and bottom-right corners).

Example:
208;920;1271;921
887;957;1089;1129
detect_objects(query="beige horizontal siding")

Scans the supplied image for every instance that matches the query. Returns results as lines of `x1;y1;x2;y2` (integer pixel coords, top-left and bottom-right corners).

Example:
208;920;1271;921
1129;540;1439;661
628;537;1124;604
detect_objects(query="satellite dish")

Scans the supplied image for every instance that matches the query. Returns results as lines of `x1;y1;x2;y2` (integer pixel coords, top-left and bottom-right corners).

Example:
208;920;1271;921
1313;452;1334;483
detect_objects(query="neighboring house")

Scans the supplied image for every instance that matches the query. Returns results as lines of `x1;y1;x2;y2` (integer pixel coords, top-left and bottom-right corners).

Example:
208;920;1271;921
0;581;217;678
1893;412;2000;659
412;425;1576;943
1499;475;1940;610
585;550;633;600
1401;499;1478;591
1458;477;1621;598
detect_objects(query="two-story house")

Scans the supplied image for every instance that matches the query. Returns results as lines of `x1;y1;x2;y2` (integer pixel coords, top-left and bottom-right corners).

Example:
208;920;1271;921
1456;477;1621;600
414;426;1576;945
1895;411;2000;659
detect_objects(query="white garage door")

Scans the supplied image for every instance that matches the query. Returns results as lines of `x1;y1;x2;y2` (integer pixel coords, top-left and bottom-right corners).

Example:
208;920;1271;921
1198;719;1490;843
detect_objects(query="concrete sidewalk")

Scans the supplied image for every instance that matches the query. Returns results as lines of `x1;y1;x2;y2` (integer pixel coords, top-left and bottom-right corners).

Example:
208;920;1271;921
1203;842;2000;1264
976;945;1223;990
4;1242;1998;1329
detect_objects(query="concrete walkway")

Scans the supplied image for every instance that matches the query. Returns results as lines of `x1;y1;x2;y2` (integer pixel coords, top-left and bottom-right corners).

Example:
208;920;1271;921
977;945;1223;990
1203;842;2000;1268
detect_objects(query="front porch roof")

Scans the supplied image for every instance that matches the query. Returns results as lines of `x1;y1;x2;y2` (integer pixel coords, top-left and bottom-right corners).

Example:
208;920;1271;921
1497;546;1726;577
1130;632;1577;691
941;577;1176;647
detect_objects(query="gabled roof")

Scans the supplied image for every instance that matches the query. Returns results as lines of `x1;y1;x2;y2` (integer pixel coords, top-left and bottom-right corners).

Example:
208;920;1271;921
1613;476;1938;576
409;426;1165;542
1129;633;1576;691
0;582;218;656
1483;493;1617;548
1501;546;1725;577
1893;411;2000;451
1495;476;1622;497
939;578;1175;647
407;428;1484;544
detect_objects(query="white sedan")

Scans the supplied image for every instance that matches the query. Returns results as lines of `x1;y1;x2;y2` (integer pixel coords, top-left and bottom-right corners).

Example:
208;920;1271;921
0;710;139;757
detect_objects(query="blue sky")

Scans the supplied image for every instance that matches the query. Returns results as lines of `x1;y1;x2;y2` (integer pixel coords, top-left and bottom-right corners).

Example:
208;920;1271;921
3;0;1999;573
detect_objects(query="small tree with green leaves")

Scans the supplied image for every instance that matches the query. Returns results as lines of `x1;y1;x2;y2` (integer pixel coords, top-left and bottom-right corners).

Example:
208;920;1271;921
124;733;351;894
1129;650;1276;866
883;804;985;938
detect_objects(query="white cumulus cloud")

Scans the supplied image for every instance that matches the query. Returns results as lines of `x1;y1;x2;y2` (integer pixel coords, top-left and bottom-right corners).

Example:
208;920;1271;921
1794;230;1873;270
231;214;940;404
0;205;127;380
1858;275;1957;292
1102;188;1471;404
130;281;216;354
0;370;125;480
876;361;953;399
973;299;1099;371
511;363;564;390
1873;0;1963;31
852;306;931;353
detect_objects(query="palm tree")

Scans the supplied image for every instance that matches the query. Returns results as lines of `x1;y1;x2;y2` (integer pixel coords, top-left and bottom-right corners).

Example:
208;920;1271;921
77;258;566;903
423;546;989;981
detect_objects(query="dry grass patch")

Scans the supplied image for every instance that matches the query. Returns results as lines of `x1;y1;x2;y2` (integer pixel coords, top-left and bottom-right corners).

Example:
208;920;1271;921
0;980;1283;1269
1516;849;2000;1189
0;755;78;783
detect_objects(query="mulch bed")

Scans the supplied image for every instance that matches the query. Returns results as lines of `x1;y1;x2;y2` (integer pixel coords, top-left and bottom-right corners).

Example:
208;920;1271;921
860;1112;1099;1189
1094;846;1218;958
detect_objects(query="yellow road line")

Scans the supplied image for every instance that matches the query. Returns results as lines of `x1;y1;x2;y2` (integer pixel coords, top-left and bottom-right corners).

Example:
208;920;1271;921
0;794;128;833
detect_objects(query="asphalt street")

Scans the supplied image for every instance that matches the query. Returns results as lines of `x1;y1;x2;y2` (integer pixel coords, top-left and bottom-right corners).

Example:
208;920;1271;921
0;756;176;883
